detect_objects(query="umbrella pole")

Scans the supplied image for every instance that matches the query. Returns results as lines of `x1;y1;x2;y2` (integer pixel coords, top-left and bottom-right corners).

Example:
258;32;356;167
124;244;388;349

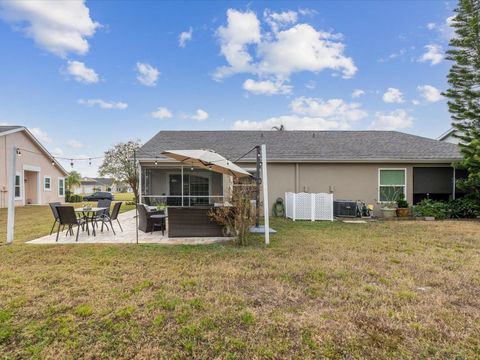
134;149;139;245
255;145;261;228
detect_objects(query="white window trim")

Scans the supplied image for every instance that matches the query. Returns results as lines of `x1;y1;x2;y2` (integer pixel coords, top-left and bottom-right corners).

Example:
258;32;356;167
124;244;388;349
15;172;23;200
378;168;407;203
58;177;65;197
44;175;52;191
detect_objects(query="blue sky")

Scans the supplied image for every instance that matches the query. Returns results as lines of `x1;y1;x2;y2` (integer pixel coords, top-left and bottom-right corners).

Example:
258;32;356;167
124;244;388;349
0;1;455;176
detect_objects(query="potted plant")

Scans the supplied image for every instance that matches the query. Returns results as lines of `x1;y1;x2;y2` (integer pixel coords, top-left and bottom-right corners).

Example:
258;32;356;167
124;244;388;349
396;193;410;217
379;188;399;218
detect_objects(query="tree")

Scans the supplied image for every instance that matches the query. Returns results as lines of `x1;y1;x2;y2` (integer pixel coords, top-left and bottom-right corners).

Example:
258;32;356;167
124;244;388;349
66;171;81;191
443;0;480;188
99;140;141;200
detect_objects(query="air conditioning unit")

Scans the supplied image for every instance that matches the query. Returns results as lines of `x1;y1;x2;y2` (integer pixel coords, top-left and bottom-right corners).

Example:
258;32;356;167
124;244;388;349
334;200;360;217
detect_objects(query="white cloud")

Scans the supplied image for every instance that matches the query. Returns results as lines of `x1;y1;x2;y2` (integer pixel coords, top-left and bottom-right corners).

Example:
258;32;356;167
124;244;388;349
0;0;99;57
369;109;414;130
179;27;193;47
65;60;99;84
243;79;292;95
291;97;367;122
234;96;367;130
382;88;404;103
136;62;159;86
352;89;365;98
191;109;209;121
426;22;437;30
66;139;84;149
264;9;298;32
412;99;420;106
418;44;443;65
215;9;261;79
214;9;357;90
151;107;173;119
30;127;52;143
78;99;128;110
417;85;442;102
234;115;348;131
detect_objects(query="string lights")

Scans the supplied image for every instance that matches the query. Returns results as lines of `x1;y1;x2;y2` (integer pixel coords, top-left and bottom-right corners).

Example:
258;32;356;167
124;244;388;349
15;146;104;169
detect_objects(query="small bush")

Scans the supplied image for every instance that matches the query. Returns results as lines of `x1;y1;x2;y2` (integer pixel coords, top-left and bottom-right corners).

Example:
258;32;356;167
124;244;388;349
67;195;83;203
448;196;480;218
413;199;449;219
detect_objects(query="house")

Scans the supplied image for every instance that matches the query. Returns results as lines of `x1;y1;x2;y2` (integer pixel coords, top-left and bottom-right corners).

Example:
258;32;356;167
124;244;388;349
437;127;464;144
137;130;462;215
73;177;131;195
0;126;68;208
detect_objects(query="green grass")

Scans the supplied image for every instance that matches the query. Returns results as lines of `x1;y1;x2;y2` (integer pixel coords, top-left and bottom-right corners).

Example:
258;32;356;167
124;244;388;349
0;211;479;358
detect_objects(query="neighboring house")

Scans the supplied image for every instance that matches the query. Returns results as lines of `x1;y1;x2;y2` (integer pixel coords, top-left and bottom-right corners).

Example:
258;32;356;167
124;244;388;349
0;126;68;208
73;177;131;194
137;130;462;214
437;127;464;144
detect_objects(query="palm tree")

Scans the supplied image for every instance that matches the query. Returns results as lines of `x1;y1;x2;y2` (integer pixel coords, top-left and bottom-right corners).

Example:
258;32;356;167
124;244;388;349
66;171;82;192
272;124;285;131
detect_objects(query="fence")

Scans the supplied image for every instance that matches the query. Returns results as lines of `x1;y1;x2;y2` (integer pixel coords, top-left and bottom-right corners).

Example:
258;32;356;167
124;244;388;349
285;192;334;221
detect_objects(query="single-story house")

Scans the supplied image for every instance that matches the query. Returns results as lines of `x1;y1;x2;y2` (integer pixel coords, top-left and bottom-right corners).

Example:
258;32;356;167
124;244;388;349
0;125;68;208
73;177;132;194
136;130;463;215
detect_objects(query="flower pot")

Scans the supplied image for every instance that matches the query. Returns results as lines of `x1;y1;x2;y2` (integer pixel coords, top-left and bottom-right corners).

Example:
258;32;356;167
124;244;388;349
381;208;397;218
396;208;410;217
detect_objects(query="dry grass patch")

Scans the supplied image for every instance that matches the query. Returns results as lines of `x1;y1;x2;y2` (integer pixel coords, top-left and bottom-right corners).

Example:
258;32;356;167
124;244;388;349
0;217;479;358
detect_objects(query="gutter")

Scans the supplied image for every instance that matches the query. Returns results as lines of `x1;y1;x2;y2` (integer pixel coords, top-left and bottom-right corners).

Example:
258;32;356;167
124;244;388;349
136;158;462;164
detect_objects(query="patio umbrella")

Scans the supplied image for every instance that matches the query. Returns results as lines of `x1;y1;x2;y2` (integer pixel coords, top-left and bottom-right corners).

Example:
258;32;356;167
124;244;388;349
161;149;251;178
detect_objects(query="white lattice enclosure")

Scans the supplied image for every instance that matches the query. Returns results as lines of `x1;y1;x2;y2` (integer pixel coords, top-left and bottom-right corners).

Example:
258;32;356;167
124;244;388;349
285;192;334;221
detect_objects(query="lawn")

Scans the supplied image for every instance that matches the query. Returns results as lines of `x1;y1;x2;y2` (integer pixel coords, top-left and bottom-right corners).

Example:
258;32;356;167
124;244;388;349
0;213;479;358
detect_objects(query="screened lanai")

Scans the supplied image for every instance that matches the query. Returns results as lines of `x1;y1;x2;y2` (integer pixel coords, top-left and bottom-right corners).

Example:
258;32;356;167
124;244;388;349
140;165;227;207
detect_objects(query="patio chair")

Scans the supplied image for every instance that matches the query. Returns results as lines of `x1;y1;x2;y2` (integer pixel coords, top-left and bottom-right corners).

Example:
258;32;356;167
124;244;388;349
48;202;61;235
137;204;165;233
55;206;87;242
93;199;112;231
102;202;123;235
97;199;112;217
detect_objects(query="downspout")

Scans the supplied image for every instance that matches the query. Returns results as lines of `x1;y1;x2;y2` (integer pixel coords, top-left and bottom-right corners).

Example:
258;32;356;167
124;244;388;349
295;163;299;193
452;167;456;200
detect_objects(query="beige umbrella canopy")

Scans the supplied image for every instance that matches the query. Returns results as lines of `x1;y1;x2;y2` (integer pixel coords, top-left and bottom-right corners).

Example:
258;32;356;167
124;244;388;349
161;149;252;178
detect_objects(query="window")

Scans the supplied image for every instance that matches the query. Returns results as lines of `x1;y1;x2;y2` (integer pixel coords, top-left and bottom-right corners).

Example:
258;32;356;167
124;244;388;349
379;169;406;202
169;173;210;206
44;176;51;191
15;173;22;199
58;178;65;197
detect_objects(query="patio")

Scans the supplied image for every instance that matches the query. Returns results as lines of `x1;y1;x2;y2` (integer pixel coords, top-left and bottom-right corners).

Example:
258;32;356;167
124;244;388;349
26;209;233;245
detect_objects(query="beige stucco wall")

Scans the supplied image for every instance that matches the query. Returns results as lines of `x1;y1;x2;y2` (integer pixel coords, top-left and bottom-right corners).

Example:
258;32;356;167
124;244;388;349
240;161;452;215
0;130;67;208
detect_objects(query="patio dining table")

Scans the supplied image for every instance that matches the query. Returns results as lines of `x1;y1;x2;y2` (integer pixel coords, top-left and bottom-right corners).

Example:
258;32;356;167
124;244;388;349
75;207;108;236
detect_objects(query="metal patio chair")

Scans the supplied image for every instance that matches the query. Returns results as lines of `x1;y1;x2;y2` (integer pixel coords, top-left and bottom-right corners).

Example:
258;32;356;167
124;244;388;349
55;206;87;242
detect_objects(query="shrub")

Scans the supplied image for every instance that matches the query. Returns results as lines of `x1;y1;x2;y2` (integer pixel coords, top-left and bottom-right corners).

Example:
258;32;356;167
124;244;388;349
67;195;83;203
448;196;480;218
413;199;449;219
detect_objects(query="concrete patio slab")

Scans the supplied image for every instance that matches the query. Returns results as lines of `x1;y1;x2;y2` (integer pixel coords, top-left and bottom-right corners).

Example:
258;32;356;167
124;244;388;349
27;209;233;245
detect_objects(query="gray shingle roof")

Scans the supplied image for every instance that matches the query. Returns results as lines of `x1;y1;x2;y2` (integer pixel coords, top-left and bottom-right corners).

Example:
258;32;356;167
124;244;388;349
138;130;462;162
0;125;23;135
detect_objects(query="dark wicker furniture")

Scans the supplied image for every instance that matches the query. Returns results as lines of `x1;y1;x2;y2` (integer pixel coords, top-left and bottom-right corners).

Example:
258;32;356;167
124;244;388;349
168;207;224;238
137;204;165;233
